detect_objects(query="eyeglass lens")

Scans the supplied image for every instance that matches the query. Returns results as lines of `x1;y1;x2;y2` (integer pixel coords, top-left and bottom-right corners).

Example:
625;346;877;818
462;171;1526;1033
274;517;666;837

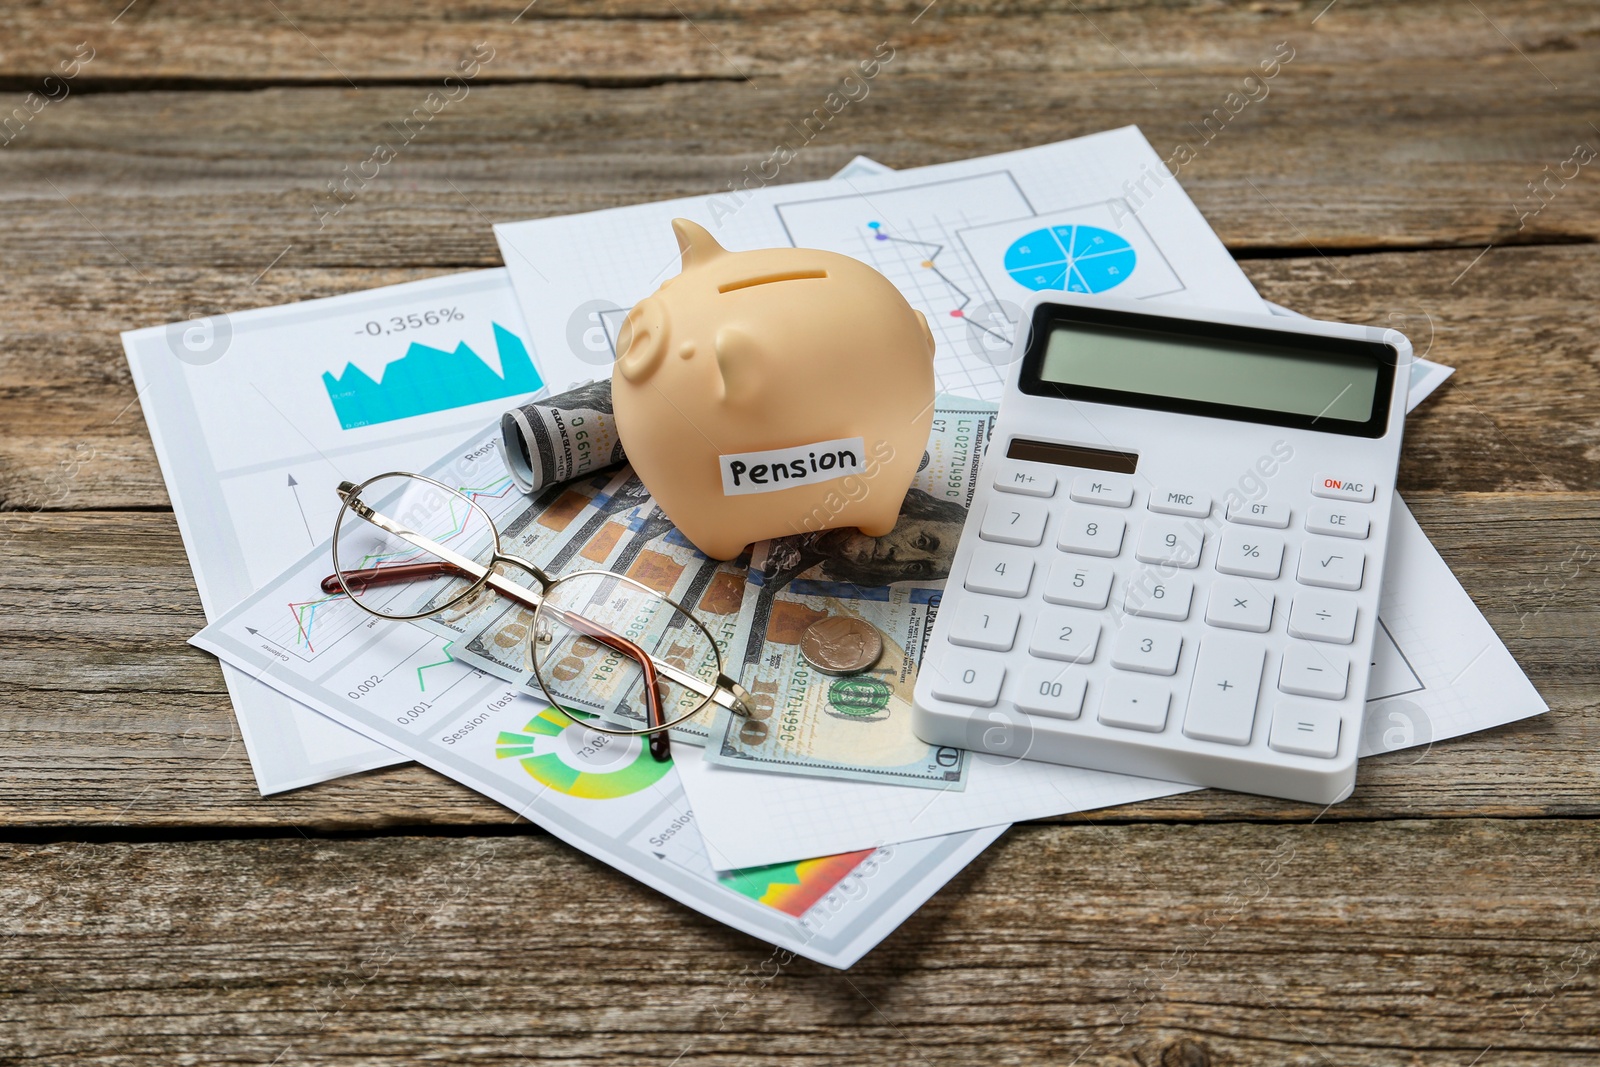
333;474;498;619
532;571;722;735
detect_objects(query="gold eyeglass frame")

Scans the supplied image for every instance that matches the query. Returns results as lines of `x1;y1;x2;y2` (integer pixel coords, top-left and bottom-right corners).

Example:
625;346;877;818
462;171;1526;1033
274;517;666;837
326;472;752;760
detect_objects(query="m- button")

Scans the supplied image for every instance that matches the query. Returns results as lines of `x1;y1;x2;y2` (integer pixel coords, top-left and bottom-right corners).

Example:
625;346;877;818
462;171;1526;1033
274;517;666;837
1069;474;1134;508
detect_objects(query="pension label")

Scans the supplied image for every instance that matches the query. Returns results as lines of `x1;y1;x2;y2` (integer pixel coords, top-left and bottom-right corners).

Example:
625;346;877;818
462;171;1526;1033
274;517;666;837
719;436;866;496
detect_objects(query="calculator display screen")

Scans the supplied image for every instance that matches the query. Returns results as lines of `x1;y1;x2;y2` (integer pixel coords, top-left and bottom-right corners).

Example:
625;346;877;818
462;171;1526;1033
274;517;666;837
1041;323;1379;423
1021;305;1397;437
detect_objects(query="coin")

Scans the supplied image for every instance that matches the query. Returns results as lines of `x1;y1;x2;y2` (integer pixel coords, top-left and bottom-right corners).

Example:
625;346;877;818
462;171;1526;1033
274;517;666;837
799;616;884;676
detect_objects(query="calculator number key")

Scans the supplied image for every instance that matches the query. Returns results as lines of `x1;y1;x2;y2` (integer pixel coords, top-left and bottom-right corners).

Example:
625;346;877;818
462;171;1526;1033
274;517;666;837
1014;663;1088;720
1296;538;1366;591
1056;510;1126;557
964;545;1035;598
947;598;1022;652
1287;591;1358;644
1110;622;1183;676
979;498;1050;547
928;651;1006;707
1123;572;1194;621
1215;530;1284;580
1027;607;1101;663
1134;516;1204;568
1043;557;1115;609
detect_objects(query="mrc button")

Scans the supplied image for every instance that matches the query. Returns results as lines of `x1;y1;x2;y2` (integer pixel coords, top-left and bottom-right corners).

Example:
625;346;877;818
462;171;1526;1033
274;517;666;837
1148;488;1211;518
1311;476;1375;503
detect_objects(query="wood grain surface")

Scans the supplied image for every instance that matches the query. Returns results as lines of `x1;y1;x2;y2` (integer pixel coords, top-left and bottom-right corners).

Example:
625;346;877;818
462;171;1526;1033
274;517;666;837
1;1;1596;1063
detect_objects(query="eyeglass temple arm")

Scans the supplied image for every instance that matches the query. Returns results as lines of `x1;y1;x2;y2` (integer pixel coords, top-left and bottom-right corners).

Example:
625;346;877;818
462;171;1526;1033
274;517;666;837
321;561;463;595
555;609;672;762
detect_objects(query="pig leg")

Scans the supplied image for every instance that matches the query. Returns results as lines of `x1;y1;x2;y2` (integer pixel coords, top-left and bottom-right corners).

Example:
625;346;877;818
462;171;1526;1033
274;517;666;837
694;533;754;563
855;508;900;538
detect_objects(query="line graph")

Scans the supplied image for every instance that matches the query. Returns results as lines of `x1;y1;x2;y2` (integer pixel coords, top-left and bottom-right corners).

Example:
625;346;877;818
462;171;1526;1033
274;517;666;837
260;473;523;660
864;221;1008;346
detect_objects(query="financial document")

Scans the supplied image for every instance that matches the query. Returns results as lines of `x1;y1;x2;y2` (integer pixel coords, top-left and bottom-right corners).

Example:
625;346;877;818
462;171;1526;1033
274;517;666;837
124;270;543;792
189;420;1004;969
495;126;1272;399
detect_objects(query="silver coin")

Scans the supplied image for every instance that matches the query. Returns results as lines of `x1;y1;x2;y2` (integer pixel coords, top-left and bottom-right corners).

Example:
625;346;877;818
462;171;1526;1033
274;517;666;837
799;616;884;676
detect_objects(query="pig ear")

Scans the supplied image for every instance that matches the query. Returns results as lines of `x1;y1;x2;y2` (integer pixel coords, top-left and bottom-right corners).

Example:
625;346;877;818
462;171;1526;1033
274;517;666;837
672;218;727;268
913;309;935;357
616;298;668;383
713;324;765;405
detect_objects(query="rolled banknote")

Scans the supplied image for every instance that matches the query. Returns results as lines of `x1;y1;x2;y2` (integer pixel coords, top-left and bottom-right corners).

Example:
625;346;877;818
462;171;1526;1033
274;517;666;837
501;378;625;494
703;396;999;790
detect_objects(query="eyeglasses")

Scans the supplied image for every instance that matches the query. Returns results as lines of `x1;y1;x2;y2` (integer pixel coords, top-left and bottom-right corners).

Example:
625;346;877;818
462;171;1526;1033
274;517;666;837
321;472;752;762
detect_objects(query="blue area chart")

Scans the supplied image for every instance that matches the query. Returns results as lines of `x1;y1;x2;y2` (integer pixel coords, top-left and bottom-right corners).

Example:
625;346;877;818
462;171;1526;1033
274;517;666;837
322;323;543;430
1004;226;1137;293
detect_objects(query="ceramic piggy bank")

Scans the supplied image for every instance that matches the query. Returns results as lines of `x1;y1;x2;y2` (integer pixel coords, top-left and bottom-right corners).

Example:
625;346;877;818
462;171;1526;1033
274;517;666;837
611;220;937;561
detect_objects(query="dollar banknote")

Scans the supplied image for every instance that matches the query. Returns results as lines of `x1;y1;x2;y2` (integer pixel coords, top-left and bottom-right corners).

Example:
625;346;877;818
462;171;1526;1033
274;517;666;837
701;396;999;790
501;378;624;493
416;465;750;744
412;465;650;679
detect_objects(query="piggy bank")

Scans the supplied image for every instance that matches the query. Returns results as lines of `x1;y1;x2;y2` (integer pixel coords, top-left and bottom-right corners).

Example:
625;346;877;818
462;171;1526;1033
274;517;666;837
611;220;936;561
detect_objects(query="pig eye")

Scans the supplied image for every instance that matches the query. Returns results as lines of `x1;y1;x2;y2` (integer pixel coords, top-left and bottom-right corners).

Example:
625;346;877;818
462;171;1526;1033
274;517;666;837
616;298;669;383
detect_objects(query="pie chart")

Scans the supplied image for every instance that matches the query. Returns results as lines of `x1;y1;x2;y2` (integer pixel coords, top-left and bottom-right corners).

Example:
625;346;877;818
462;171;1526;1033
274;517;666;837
1004;225;1137;293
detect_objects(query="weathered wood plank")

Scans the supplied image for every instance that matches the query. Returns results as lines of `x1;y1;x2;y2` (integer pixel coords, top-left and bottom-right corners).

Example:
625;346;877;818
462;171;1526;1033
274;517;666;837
1;52;1596;274
4;0;1596;83
0;492;1591;827
2;820;1597;1064
4;242;1597;512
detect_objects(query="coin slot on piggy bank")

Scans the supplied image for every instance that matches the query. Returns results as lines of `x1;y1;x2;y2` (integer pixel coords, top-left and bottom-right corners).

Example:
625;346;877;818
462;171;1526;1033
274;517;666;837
611;219;937;561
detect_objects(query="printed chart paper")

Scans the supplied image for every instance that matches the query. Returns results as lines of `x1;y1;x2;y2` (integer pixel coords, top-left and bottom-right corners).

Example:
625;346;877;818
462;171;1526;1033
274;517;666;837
189;421;1004;969
495;126;1269;400
124;270;543;793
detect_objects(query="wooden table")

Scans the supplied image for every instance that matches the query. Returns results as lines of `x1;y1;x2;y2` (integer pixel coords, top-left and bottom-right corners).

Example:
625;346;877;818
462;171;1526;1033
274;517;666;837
4;2;1597;1063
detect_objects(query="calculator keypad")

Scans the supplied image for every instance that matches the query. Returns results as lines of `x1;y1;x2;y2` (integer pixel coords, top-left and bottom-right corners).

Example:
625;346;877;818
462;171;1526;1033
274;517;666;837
935;467;1382;770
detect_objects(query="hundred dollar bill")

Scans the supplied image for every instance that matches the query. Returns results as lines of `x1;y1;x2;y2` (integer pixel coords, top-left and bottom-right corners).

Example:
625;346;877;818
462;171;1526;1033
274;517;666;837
412;465;650;678
702;396;999;790
521;499;754;743
416;465;752;744
501;378;624;493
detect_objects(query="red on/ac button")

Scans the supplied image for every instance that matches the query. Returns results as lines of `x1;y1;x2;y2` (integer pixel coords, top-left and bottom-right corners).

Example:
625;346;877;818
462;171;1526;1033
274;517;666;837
1311;476;1376;503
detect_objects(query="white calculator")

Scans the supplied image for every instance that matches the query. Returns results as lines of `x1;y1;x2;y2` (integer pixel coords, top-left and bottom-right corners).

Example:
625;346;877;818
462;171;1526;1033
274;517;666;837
912;292;1410;804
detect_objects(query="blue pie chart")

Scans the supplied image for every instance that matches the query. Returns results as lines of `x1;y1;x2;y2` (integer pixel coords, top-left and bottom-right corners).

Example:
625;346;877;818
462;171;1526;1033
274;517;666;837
1004;225;1137;293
